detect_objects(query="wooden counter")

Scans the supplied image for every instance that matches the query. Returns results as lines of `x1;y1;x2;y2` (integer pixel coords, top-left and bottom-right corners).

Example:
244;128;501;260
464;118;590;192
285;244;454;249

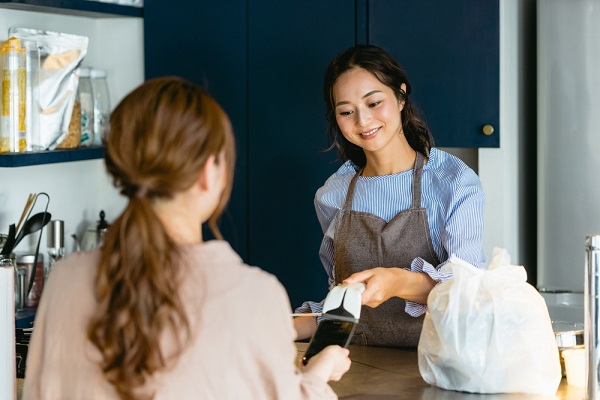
295;343;585;400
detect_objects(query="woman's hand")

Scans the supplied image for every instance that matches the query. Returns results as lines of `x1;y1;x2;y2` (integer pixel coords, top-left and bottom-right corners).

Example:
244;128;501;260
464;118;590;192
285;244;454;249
303;345;351;382
343;267;435;307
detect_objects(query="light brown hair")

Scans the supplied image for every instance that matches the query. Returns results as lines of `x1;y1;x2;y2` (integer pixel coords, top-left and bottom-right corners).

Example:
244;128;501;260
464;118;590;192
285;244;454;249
88;77;235;399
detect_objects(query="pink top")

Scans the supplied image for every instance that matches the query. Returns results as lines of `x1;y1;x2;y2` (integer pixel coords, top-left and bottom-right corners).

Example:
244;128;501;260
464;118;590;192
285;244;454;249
23;241;336;399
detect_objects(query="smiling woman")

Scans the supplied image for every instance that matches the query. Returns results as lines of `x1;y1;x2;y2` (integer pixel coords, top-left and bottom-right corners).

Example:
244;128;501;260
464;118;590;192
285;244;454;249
293;44;487;348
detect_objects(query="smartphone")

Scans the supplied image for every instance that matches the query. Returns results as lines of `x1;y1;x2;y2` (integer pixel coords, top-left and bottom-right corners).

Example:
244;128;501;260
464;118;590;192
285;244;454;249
301;318;356;366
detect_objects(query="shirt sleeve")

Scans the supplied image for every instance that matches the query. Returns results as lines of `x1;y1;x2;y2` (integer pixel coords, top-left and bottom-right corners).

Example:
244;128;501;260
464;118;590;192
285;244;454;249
258;276;337;400
405;167;486;317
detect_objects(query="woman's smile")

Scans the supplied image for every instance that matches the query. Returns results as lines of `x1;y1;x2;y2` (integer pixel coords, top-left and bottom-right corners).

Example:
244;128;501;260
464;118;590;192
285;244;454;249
360;126;381;138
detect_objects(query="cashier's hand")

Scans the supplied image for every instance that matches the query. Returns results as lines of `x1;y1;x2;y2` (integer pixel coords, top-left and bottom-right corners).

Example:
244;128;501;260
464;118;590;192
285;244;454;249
303;345;351;382
343;267;435;307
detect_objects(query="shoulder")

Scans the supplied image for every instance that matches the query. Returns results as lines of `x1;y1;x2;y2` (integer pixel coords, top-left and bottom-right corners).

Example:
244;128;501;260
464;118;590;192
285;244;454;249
315;161;357;206
425;148;482;189
184;241;287;298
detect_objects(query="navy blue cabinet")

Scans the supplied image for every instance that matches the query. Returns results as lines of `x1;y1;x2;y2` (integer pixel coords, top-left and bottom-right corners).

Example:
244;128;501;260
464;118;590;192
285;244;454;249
144;0;355;307
368;0;499;148
144;0;499;307
246;1;355;307
144;0;249;259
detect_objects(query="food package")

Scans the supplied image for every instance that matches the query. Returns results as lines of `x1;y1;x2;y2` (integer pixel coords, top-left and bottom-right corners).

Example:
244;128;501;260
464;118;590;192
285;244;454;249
418;247;561;395
9;27;88;150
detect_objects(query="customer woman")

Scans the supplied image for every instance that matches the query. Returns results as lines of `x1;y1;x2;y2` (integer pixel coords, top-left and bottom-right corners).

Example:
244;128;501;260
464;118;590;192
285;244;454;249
294;45;486;347
23;77;350;400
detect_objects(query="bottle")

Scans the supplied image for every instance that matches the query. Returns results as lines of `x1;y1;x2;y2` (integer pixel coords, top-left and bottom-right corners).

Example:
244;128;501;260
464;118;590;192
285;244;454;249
90;68;110;146
0;37;27;153
78;67;94;147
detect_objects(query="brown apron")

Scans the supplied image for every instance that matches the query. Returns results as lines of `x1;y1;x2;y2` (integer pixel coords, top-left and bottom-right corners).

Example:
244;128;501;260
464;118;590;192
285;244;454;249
334;152;440;347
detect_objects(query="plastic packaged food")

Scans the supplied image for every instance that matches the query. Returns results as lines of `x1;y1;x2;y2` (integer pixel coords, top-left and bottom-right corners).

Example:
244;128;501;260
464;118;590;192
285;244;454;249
9;27;88;150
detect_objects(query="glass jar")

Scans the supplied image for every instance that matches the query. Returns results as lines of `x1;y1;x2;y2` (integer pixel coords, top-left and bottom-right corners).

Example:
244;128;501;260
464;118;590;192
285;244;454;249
78;67;94;147
90;68;110;146
0;37;27;153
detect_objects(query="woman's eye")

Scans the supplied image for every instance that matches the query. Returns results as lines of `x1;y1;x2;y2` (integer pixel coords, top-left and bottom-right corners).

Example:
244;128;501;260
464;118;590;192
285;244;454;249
339;110;353;116
369;101;382;108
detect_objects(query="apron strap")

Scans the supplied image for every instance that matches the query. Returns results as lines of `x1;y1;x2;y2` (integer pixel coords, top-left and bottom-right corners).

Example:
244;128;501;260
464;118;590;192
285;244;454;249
412;152;424;209
342;168;361;212
342;151;425;212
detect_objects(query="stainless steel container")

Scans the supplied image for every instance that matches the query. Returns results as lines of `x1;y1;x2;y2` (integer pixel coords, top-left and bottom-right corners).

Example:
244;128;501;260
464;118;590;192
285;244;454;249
585;235;600;399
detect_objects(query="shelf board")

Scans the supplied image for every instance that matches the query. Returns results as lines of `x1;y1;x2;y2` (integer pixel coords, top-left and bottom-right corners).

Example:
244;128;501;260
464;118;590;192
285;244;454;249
0;0;143;18
0;146;105;167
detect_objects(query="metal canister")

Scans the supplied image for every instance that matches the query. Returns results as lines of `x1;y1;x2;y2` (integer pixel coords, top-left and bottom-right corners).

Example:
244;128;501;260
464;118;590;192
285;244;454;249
16;254;44;308
585;234;600;399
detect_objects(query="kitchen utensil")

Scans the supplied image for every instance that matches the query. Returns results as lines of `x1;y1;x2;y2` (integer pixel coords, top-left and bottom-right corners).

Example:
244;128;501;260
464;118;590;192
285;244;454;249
16;193;36;233
10;212;52;252
1;224;16;256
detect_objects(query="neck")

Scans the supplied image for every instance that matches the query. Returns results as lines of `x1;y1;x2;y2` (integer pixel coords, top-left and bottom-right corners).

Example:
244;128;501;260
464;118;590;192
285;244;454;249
153;195;204;245
362;140;417;177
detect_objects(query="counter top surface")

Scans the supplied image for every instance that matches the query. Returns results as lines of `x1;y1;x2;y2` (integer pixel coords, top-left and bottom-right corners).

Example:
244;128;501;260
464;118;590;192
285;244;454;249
294;343;584;400
16;343;584;399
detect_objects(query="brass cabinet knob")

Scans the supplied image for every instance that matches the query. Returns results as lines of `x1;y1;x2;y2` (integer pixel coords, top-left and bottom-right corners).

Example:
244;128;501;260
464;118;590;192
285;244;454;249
482;124;495;136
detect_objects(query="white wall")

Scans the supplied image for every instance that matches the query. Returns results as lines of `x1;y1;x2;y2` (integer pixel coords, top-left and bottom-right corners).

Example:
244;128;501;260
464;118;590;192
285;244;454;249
0;9;142;258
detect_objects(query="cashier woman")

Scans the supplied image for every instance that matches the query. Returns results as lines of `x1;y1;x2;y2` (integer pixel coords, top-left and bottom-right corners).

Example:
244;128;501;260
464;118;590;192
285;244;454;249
294;45;486;347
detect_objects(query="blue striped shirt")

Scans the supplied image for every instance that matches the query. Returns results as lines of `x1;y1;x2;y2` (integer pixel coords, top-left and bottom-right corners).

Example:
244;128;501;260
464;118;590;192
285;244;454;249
296;148;486;317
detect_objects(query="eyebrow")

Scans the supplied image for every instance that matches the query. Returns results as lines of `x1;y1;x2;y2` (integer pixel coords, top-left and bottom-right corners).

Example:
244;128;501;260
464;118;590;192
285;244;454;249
335;90;383;107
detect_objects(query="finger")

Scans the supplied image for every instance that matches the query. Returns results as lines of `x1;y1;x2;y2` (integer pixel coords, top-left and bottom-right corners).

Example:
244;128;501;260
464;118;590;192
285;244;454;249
343;269;374;284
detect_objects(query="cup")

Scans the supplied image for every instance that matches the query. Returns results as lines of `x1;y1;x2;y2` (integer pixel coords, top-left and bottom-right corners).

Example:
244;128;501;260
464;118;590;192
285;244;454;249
563;348;586;387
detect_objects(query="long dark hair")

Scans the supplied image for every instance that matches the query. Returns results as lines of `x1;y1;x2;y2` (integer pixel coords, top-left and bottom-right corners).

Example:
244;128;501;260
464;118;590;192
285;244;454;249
323;44;434;167
88;77;235;400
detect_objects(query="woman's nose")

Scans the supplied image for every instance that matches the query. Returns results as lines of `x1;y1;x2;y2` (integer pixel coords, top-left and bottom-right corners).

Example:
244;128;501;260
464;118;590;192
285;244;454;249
356;107;372;127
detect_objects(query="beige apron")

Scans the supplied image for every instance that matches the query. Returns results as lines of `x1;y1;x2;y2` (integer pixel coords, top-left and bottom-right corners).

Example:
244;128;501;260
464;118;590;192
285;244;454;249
334;152;440;347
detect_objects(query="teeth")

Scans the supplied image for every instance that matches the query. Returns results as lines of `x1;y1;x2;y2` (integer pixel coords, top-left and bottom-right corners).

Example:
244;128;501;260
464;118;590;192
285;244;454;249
361;127;379;137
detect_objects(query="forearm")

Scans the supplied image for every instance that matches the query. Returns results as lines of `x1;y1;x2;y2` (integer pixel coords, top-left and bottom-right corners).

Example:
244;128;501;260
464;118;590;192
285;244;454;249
293;316;317;340
394;268;437;305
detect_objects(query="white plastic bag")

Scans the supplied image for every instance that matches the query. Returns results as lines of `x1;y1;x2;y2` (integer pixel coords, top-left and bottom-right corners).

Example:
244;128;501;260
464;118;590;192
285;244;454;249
418;247;561;395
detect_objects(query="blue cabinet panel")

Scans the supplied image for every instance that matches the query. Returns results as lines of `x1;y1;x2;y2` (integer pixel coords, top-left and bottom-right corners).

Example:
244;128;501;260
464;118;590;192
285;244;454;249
368;0;499;147
247;1;355;307
144;0;248;258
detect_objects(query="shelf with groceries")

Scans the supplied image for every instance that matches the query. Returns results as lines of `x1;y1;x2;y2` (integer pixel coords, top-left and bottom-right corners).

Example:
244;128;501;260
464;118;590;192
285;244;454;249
0;0;144;168
0;0;143;18
0;146;105;167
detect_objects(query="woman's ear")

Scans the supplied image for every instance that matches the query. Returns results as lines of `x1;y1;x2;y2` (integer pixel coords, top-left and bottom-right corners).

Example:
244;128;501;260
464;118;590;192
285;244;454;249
398;83;407;111
199;155;218;192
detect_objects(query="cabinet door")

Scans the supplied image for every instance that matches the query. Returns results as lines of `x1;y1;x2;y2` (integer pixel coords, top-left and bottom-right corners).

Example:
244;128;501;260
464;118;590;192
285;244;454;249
248;1;355;307
369;0;499;148
144;0;248;257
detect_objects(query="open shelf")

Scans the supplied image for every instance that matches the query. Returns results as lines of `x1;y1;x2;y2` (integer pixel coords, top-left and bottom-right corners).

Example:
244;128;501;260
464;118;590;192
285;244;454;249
0;146;105;167
0;0;143;18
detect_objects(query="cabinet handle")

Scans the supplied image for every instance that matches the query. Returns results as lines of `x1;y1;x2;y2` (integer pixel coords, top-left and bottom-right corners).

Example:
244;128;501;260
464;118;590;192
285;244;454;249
482;124;495;136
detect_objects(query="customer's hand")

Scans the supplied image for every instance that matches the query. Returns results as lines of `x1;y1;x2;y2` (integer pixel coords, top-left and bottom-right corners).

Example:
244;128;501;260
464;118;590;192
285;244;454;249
303;345;351;382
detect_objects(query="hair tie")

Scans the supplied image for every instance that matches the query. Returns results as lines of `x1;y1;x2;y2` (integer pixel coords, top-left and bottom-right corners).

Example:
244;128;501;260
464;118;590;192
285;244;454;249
135;185;149;199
